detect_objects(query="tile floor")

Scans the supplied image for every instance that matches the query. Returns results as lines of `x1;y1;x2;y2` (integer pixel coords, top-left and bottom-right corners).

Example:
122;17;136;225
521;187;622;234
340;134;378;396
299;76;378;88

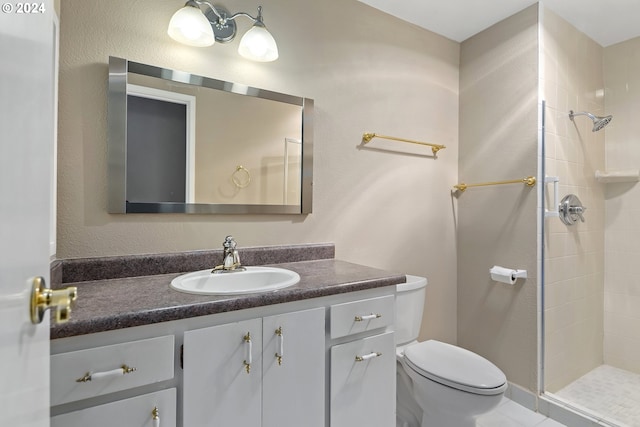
555;365;640;427
477;397;567;427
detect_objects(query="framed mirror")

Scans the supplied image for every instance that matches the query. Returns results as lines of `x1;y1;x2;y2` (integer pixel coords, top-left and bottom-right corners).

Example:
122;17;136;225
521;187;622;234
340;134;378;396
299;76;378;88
108;56;313;214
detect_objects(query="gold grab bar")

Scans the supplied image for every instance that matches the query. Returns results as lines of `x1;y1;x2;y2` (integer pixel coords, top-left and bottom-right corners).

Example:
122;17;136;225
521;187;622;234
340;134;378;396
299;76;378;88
362;133;446;155
454;176;537;192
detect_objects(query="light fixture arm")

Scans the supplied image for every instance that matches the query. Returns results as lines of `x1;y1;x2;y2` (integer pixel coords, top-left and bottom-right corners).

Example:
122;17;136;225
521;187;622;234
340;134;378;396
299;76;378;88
227;9;260;24
195;1;261;25
193;0;224;21
188;1;266;43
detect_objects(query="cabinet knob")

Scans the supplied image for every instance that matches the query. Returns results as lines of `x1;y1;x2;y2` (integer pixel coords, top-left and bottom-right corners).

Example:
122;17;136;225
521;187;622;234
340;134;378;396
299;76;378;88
243;332;252;374
75;364;137;383
275;326;284;366
152;406;160;427
355;352;382;362
354;313;381;322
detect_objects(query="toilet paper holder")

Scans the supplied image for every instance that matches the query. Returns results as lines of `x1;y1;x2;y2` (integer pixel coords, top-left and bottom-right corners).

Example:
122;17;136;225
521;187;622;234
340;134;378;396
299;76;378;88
490;266;527;285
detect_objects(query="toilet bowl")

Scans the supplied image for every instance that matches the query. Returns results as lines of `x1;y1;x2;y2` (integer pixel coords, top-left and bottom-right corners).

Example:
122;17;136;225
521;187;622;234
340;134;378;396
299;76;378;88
396;275;507;427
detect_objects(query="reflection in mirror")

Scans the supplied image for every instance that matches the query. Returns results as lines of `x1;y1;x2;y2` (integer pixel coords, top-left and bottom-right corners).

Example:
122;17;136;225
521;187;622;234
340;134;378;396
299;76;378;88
108;56;313;214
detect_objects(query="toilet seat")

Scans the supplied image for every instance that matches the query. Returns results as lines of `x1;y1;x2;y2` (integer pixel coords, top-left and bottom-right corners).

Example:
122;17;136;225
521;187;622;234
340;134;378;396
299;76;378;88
403;340;507;396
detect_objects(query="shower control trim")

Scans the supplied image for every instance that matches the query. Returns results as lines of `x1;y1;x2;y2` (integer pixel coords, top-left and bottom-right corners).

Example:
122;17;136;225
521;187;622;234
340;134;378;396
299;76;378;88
559;194;586;226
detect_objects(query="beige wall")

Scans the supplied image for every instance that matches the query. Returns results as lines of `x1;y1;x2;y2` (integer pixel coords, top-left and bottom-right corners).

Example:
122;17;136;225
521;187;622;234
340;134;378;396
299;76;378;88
541;6;605;392
603;36;640;374
458;5;540;391
57;0;459;342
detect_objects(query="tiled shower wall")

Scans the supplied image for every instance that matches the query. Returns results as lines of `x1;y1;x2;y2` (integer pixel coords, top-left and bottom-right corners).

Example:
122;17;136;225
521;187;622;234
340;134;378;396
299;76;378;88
603;36;640;374
541;6;606;393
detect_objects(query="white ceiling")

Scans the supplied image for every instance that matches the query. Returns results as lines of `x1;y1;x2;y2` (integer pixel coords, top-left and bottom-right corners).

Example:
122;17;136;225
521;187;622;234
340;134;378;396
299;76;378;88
358;0;640;47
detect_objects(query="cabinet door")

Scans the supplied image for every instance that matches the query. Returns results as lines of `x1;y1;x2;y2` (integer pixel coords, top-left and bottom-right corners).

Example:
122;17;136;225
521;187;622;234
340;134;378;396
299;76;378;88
51;388;176;427
183;318;262;427
330;331;395;427
262;307;325;427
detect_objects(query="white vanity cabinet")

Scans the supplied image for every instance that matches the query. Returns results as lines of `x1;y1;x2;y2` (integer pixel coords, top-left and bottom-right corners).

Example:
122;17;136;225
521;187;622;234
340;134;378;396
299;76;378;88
50;284;398;427
182;307;325;427
329;295;396;427
50;335;176;427
51;388;176;427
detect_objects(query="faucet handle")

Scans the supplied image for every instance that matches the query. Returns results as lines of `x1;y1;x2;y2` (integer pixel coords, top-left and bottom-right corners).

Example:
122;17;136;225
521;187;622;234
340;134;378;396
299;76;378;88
223;235;237;249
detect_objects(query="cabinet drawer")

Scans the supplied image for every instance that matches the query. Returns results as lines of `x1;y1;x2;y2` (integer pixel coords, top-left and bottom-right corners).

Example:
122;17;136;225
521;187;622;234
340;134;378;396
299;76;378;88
330;332;395;427
51;388;176;427
51;335;174;406
330;295;394;339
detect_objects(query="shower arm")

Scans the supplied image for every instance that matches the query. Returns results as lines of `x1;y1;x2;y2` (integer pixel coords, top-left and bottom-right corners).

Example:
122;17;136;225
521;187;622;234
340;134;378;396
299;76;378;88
569;111;596;121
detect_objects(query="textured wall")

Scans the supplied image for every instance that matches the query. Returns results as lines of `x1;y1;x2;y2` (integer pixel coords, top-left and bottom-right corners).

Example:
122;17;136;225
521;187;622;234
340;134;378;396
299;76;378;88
56;0;459;342
603;36;640;374
458;5;540;391
541;6;606;393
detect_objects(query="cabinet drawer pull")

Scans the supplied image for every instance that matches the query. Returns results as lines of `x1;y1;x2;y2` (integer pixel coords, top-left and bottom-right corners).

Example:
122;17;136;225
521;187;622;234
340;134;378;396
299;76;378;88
275;326;284;366
152;406;160;427
354;313;382;322
243;332;252;374
75;364;137;383
355;352;382;362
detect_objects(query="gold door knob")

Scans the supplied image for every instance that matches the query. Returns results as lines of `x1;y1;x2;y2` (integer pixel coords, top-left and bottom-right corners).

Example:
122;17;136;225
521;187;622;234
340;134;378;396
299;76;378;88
30;276;78;324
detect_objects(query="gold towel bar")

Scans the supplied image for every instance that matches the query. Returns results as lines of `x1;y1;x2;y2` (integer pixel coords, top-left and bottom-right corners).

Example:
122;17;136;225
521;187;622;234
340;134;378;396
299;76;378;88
454;176;537;192
362;133;446;155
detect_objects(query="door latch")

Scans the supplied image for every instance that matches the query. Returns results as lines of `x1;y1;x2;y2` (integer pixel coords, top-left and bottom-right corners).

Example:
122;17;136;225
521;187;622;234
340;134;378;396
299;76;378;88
30;276;78;324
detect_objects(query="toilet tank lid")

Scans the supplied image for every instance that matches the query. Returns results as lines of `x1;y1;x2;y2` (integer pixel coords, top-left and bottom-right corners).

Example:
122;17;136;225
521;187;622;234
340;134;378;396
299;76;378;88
404;340;506;391
397;275;428;292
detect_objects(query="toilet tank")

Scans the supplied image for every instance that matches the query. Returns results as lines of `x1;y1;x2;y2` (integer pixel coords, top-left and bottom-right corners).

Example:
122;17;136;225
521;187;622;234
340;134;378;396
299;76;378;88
395;275;427;346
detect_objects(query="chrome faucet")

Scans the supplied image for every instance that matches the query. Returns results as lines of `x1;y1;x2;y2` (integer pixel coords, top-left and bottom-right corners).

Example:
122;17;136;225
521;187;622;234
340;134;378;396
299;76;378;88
212;236;246;273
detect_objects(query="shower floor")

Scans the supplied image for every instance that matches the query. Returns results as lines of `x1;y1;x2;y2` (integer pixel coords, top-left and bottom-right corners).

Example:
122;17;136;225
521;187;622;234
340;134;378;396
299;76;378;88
554;365;640;427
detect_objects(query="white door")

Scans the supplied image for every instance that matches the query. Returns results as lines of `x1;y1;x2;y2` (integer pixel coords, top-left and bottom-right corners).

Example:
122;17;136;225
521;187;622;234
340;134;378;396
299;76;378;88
0;1;55;426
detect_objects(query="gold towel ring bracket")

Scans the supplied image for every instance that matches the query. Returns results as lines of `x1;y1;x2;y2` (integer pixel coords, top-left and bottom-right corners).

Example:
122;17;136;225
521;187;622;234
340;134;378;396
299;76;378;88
232;165;251;189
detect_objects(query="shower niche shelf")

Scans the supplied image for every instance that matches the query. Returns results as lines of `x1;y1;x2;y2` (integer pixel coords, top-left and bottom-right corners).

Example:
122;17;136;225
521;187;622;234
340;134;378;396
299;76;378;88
595;169;640;184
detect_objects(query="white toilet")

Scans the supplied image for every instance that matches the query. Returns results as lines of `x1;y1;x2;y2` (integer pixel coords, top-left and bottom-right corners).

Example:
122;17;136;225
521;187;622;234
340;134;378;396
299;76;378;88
396;275;508;427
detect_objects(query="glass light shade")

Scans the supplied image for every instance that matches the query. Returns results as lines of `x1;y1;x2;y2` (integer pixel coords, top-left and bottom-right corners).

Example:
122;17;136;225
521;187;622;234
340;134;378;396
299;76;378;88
167;5;215;47
238;25;279;62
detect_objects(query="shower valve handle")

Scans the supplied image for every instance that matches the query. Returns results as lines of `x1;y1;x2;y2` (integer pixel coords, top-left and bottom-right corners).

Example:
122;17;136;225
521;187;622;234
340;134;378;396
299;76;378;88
568;206;585;222
559;194;586;226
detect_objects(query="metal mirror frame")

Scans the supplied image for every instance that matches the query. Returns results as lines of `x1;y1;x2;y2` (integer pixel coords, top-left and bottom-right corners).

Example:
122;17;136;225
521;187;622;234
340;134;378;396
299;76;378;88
107;56;313;214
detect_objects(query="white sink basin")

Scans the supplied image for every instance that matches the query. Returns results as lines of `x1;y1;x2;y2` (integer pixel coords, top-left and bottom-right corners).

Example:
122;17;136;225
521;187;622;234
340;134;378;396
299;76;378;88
170;266;300;295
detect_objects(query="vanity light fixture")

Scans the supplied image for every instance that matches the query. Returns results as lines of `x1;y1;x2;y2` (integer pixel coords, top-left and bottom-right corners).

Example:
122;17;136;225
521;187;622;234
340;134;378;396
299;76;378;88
167;1;279;62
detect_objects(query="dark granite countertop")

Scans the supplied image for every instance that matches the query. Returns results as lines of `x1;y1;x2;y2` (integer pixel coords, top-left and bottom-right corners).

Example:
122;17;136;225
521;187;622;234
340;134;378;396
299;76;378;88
51;258;404;339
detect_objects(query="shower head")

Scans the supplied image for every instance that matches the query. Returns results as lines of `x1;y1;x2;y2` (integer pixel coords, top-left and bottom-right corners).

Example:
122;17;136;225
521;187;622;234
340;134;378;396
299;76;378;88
569;110;613;132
